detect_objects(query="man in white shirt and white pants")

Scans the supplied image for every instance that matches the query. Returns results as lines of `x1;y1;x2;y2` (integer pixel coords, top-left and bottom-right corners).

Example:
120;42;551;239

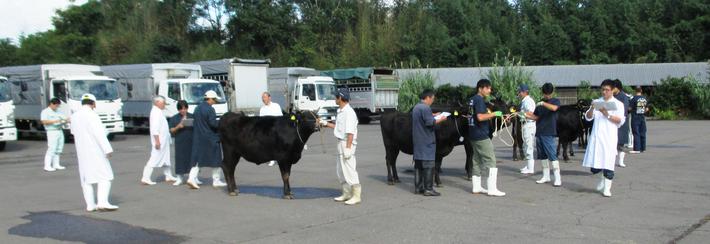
517;84;537;174
259;92;283;166
70;94;118;211
141;96;177;185
321;88;361;205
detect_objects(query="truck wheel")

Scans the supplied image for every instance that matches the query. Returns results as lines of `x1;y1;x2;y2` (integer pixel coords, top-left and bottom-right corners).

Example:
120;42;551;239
0;141;5;151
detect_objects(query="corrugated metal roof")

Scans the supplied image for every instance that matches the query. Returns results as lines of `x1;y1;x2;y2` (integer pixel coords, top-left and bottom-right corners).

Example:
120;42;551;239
396;62;709;87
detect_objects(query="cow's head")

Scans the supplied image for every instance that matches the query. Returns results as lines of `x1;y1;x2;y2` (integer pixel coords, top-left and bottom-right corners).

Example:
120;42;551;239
288;110;320;133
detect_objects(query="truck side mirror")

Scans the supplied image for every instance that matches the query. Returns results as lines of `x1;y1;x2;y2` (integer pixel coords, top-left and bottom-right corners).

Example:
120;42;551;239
20;82;28;92
127;83;134;92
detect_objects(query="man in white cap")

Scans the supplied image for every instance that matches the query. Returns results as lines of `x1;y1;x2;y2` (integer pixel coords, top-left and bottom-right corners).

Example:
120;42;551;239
70;94;118;211
141;96;178;185
259;91;283;166
187;90;227;189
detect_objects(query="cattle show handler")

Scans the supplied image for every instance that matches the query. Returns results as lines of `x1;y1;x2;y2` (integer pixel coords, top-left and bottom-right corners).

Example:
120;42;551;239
525;83;562;187
583;79;626;197
169;100;194;186
613;79;631;167
412;89;447;196
468;79;506;197
259;91;283;166
516;84;536;175
40;98;69;172
141;96;178;185
320;88;362;205
188;90;227;189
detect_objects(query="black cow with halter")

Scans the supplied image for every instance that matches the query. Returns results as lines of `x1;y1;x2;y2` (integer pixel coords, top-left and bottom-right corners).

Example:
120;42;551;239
218;111;320;199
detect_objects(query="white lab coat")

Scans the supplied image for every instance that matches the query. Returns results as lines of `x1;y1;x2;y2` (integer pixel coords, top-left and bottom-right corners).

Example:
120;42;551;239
146;106;171;167
70;106;114;184
582;97;626;170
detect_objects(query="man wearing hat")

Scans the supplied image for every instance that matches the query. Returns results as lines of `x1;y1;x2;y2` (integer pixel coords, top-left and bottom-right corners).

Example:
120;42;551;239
517;84;537;175
320;88;362;205
188;90;227;189
70;94;118;211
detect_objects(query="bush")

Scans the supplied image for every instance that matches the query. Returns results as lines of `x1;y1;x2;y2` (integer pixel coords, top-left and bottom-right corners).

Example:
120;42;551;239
433;84;476;108
655;109;679;120
576;80;597;101
691;83;710;119
650;76;698;118
398;70;435;112
485;53;540;103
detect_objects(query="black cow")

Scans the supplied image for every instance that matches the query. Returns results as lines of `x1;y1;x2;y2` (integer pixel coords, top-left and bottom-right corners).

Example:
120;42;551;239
556;105;584;161
219;111;320;199
576;99;593;147
380;109;473;187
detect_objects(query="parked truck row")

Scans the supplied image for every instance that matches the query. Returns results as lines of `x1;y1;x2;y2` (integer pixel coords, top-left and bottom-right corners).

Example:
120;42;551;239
0;76;17;150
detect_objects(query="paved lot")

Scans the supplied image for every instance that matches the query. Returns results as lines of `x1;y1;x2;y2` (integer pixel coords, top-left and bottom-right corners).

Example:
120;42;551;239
0;120;708;243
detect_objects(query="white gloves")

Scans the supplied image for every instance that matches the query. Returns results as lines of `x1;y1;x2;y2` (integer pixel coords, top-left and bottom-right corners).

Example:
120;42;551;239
319;119;329;126
342;147;354;159
536;101;545;107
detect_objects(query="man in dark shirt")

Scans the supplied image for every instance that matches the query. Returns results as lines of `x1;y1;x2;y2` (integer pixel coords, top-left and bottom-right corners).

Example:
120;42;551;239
468;79;505;197
412;89;447;196
629;86;648;153
525;83;561;186
613;79;631;167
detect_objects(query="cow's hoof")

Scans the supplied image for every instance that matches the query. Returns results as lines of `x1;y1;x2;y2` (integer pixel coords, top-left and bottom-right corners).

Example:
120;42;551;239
394;179;401;183
513;158;519;161
435;184;443;188
283;195;295;200
229;192;238;196
386;181;395;185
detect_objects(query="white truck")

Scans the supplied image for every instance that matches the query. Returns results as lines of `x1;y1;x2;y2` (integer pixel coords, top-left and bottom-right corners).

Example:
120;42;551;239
194;58;270;116
0;64;124;137
101;63;228;129
268;67;339;121
320;67;399;124
0;76;17;150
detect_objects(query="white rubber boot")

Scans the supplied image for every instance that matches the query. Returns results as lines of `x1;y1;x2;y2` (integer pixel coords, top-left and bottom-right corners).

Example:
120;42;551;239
603;179;613;197
486;168;506;197
334;183;352;202
536;160;550;184
140;165;156;185
172;175;183;186
521;159;535;174
596;174;605;192
552;160;561;186
212;168;227;187
268;160;277;166
81;183;96;212
52;155;66;170
344;184;361;205
187;166;200;189
471;176;488;194
618;152;627;167
43;152;55;172
97;181;118;211
163;167;178;182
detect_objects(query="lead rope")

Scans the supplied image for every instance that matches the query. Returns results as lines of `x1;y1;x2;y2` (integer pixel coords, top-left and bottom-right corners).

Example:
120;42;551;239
307;109;327;154
492;114;516;147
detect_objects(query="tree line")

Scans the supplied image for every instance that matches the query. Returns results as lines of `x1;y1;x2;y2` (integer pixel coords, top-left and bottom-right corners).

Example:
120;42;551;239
1;0;709;69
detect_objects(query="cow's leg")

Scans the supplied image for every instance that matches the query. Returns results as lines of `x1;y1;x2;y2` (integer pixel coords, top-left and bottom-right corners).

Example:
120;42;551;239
434;157;443;187
222;145;240;196
569;142;575;157
385;149;400;185
278;162;294;199
464;140;473;180
562;141;570;161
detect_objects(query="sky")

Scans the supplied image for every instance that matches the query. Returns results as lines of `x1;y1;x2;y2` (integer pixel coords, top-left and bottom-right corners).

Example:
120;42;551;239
0;0;88;43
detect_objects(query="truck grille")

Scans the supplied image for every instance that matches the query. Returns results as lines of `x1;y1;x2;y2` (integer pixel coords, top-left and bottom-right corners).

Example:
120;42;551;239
98;113;118;122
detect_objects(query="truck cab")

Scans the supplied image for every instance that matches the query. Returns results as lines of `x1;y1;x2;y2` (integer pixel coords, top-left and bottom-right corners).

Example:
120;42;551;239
0;76;17;150
160;79;228;118
292;76;338;121
50;76;125;134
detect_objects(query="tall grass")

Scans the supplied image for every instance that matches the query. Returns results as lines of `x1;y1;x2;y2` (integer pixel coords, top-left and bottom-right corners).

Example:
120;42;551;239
398;70;435;112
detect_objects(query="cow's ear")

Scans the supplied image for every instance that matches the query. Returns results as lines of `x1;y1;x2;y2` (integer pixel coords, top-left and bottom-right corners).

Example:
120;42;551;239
454;110;459;116
290;115;296;121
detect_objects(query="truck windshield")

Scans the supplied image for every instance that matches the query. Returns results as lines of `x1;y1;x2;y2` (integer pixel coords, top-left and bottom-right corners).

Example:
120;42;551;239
0;80;11;102
68;80;120;101
182;83;226;104
317;83;336;101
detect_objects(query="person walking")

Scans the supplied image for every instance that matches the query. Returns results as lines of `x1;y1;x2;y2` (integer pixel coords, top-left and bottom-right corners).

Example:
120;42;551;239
141;96;177;185
525;83;562;186
168;100;193;186
70;94;118;211
582;79;626;197
629;86;647;154
259;92;283;166
613;79;631;167
516;84;536;175
411;89;447;196
40;98;68;172
468;79;506;197
320;88;362;205
188;90;227;189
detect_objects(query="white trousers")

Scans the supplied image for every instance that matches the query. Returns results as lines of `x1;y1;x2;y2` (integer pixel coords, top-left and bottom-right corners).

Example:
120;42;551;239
44;130;64;169
522;123;536;160
336;141;359;185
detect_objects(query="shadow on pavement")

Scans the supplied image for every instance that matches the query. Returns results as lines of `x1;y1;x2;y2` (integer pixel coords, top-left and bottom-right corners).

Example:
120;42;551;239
236;185;340;199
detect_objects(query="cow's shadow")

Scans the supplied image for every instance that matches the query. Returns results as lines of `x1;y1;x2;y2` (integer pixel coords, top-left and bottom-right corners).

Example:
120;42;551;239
231;185;341;200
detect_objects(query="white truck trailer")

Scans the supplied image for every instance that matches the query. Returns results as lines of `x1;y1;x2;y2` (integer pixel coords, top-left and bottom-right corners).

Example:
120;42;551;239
0;64;124;137
268;67;339;121
320;67;399;124
194;58;270;116
101;63;228;129
0;76;17;150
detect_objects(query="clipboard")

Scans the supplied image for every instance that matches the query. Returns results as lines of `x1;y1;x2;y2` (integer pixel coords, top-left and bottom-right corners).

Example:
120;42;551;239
182;118;194;127
592;100;618;111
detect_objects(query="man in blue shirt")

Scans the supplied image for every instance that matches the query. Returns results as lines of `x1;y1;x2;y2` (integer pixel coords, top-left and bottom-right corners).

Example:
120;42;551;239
412;89;447;196
468;79;505;197
613;79;631;167
629;86;647;153
525;83;561;186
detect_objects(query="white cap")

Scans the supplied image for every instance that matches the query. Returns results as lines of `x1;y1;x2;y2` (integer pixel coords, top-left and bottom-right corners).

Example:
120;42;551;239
204;90;221;100
81;93;96;102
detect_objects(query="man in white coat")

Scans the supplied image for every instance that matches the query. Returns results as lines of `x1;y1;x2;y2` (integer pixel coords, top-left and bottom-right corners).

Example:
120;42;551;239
259;92;283;166
141;96;178;185
70;94;118;211
582;79;626;197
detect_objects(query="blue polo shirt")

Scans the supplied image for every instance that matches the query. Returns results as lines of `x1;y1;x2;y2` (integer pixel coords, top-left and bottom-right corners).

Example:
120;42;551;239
468;94;490;141
630;95;647;117
412;103;436;161
533;98;560;137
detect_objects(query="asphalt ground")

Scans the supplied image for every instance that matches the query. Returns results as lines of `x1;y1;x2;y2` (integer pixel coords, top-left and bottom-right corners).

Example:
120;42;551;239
0;120;708;243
